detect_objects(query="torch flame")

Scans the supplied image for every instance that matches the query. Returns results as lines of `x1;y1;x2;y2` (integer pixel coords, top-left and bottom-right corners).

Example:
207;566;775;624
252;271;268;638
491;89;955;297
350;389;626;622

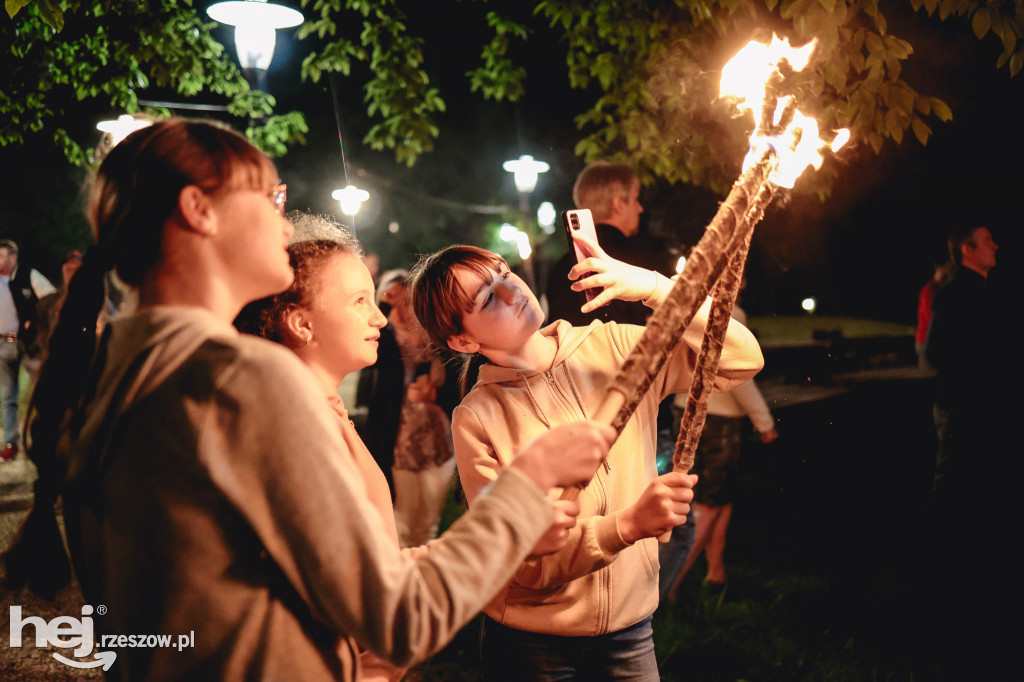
721;35;849;189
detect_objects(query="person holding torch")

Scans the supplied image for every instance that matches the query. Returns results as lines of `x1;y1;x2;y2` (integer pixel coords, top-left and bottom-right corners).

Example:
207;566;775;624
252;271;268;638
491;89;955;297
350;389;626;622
410;233;763;680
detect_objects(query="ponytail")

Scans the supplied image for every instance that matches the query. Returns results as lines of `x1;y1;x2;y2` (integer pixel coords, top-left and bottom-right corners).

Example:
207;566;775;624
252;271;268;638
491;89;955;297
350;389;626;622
25;244;113;482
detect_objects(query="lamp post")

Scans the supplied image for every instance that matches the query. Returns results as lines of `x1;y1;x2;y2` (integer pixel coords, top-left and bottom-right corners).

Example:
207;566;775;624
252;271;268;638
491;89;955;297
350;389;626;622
207;0;303;89
502;154;549;291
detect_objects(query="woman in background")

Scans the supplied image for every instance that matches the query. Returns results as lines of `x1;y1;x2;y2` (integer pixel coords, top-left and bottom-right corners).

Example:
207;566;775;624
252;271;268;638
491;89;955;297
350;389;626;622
368;270;458;547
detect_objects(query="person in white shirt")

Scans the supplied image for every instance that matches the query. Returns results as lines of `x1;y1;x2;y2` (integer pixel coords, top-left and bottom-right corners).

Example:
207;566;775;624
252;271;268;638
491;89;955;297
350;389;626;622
0;238;56;461
665;296;778;599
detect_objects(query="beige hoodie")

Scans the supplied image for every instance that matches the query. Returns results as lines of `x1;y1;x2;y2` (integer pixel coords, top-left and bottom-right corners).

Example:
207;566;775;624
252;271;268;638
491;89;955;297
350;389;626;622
58;305;554;681
453;317;763;636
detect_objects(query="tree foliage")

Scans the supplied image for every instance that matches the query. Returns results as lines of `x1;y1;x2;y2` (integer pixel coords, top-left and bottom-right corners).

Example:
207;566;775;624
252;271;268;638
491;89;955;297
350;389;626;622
1;0;307;165
528;0;1022;194
4;0;1023;194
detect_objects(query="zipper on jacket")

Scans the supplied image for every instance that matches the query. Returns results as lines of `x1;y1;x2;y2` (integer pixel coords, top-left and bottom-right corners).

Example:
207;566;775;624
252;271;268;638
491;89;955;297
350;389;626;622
543;369;611;472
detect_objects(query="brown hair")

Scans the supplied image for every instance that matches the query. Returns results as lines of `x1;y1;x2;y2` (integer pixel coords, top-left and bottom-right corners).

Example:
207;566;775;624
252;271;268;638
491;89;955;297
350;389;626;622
236;231;362;347
89;119;272;286
408;245;506;351
572;161;638;221
947;225;985;266
28;119;272;492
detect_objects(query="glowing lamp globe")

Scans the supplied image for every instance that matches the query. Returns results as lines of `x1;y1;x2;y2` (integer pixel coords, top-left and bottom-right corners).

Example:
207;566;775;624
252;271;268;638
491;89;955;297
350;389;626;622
207;0;303;71
332;185;370;217
499;223;520;242
96;115;153;147
537;201;556;233
503;155;549;194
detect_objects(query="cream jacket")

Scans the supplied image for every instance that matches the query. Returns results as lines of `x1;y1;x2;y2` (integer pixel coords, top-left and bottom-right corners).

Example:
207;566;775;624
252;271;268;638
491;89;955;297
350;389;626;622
453;309;763;636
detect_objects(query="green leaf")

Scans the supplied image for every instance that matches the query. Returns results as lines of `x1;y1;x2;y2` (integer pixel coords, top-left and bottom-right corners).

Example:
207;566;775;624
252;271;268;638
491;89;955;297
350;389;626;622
34;0;64;32
972;8;991;39
1011;50;1024;77
911;116;931;144
930;97;952;122
5;0;30;19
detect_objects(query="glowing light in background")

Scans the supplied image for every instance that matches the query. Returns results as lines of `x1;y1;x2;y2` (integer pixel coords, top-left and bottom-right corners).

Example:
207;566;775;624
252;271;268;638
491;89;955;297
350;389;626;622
499;223;533;260
96;115;153;147
502;155;550;193
537;201;556;233
207;0;303;73
332;185;370;218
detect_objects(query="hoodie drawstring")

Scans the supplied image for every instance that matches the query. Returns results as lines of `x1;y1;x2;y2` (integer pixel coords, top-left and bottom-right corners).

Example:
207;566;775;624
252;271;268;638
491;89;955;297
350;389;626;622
522;375;553;429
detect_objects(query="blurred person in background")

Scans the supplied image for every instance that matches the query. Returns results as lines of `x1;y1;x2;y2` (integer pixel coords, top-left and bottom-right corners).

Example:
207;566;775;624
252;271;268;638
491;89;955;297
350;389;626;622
0;238;55;462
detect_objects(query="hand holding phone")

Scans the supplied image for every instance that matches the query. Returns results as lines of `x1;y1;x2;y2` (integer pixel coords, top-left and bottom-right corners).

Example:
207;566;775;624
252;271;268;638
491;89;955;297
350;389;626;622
562;209;601;303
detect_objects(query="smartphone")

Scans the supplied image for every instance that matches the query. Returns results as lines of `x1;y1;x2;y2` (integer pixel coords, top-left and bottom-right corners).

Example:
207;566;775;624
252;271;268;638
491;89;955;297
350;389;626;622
562;208;601;302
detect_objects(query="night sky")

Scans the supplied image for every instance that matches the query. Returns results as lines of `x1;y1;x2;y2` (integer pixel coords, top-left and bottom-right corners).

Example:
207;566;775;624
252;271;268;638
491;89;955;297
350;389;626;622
3;4;1018;326
262;4;1020;326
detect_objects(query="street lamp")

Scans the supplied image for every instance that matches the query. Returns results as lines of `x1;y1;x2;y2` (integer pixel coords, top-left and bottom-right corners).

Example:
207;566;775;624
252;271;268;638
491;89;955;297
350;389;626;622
332;185;370;220
537;201;556;234
499;223;535;290
207;0;303;87
96;115;153;147
503;154;550;194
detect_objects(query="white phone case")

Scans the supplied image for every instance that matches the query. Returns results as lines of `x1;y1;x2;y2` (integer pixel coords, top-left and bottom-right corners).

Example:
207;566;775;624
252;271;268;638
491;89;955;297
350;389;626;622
562;209;600;302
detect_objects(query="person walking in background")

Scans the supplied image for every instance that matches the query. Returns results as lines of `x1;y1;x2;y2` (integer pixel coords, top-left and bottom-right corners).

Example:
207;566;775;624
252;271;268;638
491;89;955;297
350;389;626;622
359;268;459;548
664;294;778;601
24;118;613;680
381;272;458;548
0;238;55;462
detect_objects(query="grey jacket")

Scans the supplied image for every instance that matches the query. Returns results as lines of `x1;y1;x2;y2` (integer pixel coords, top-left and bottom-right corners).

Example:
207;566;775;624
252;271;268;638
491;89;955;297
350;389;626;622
59;306;553;681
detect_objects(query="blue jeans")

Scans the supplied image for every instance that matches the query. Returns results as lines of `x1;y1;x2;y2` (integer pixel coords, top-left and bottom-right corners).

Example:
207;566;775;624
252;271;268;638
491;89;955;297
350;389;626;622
481;615;659;681
657;513;695;602
0;341;20;445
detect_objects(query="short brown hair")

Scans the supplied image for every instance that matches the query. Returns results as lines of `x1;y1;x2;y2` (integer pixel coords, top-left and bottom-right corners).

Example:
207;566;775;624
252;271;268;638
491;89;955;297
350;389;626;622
573;162;638;221
408;245;506;350
947;225;985;266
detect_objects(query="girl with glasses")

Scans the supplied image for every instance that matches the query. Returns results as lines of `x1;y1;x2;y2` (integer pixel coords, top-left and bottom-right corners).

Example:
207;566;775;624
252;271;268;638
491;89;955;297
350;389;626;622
24;118;612;680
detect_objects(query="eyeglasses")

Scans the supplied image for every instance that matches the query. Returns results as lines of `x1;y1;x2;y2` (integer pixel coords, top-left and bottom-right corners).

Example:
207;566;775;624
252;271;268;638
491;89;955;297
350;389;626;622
270;183;287;216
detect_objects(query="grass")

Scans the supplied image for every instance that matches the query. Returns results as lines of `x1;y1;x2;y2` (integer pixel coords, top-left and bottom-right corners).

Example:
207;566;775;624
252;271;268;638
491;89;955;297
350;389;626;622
745;315;914;347
415;485;925;682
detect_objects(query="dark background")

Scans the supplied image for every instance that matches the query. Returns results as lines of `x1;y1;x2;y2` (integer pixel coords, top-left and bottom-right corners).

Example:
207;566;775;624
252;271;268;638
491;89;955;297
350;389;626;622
1;3;1019;324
